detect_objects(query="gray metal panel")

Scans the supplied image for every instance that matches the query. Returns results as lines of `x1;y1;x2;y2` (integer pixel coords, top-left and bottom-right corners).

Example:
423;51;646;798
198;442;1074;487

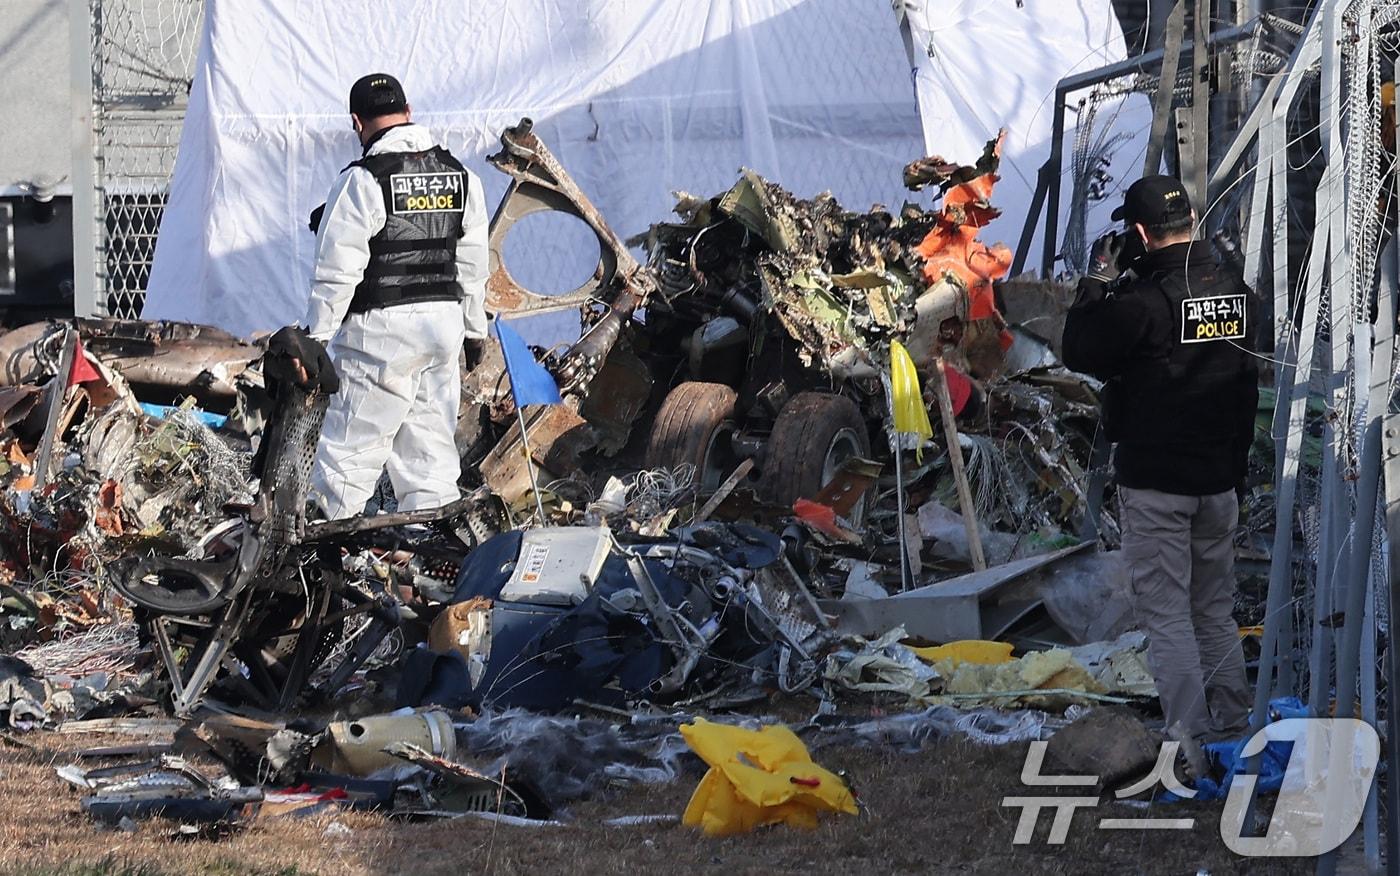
820;543;1090;642
1385;152;1400;876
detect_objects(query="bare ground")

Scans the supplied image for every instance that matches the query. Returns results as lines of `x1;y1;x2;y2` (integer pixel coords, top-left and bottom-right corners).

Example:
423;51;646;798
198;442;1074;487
0;726;1320;876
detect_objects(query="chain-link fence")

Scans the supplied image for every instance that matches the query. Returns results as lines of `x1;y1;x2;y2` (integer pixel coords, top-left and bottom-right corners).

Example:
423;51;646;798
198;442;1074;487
76;0;202;318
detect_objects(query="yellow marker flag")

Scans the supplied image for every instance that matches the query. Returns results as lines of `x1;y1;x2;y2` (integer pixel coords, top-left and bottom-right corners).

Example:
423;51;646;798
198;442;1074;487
889;340;934;442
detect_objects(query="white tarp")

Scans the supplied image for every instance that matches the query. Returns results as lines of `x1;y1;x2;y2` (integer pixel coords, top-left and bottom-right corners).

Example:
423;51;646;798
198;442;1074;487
900;0;1150;275
145;0;1141;337
143;0;927;337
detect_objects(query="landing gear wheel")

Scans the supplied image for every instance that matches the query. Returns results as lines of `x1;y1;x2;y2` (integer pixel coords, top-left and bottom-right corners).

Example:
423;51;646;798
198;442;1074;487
760;392;871;526
644;381;738;493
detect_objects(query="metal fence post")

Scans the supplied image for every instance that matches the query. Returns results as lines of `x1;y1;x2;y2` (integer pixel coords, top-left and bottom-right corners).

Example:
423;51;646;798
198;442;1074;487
69;0;100;317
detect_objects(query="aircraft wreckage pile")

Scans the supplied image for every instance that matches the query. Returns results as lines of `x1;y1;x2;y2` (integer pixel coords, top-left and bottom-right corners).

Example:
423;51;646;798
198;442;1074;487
0;121;1193;828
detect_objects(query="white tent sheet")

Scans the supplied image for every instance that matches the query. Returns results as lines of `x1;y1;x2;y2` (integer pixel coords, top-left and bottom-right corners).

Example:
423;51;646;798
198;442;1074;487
144;0;1141;338
901;0;1151;273
144;0;926;337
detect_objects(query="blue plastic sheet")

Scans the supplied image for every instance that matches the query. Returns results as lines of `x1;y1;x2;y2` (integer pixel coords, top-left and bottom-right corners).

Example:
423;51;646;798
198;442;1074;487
139;403;228;430
1162;697;1305;802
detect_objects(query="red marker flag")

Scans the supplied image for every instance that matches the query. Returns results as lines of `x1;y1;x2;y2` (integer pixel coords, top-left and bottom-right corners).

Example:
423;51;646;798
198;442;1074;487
68;338;101;386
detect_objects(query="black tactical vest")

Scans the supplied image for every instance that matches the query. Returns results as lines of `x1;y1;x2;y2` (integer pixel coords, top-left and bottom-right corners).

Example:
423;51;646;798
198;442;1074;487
1105;261;1258;448
346;146;468;315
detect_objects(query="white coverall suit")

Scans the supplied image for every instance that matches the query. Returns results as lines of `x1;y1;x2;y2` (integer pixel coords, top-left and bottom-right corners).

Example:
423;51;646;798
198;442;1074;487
304;124;489;520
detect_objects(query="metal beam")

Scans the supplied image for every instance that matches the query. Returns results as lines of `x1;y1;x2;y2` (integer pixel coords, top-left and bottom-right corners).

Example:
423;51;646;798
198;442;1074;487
1251;0;1338;731
1361;564;1381;871
1386;373;1400;876
1054;19;1261;97
1039;97;1067;277
1011;159;1050;278
1323;235;1388;876
1313;2;1368;872
1256;208;1325;719
69;0;99;317
1239;4;1332;838
1386;68;1400;876
1314;0;1355;717
1190;0;1210;208
1174;108;1201;209
1145;0;1189;176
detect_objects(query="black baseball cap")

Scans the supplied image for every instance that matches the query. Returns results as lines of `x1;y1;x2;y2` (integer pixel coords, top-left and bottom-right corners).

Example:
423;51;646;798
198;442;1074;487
1112;174;1193;226
349;73;407;119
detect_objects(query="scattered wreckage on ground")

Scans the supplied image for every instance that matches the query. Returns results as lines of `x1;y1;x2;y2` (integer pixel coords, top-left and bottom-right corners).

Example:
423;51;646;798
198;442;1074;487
0;118;1202;835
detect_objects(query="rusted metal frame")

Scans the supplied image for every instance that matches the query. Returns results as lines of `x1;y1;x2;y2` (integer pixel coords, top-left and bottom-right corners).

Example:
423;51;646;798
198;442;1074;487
170;586;256;717
485;117;652;320
301;492;489;542
479;402;592;506
484;118;658;395
810;458;882;518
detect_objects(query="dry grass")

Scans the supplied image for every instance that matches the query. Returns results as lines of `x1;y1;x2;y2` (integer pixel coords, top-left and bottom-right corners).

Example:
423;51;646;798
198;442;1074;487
0;730;1312;876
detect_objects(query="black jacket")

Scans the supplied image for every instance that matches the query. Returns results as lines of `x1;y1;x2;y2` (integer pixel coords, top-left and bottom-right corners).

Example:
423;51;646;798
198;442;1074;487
1062;242;1259;496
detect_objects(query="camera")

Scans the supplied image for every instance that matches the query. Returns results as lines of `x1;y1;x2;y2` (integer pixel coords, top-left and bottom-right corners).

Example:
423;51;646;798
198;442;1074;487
1110;229;1146;270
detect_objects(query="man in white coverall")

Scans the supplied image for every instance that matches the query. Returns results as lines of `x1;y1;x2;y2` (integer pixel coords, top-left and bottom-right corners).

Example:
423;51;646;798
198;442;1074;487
303;73;489;520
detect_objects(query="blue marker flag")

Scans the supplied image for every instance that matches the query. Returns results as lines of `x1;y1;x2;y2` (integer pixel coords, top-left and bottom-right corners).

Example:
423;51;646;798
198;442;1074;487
493;317;562;408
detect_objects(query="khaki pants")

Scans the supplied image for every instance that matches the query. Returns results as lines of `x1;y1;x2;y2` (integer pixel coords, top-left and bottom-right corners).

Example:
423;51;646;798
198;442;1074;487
1119;486;1252;739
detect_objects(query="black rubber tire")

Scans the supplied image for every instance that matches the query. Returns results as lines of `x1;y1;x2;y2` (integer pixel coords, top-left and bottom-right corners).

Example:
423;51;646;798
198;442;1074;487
760;392;870;511
644;382;738;487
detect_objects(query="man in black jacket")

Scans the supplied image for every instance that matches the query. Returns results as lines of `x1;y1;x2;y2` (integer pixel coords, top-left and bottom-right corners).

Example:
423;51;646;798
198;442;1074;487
1063;175;1258;741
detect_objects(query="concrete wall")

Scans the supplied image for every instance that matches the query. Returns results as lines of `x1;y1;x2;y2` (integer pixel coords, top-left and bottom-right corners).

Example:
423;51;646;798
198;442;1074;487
0;0;71;194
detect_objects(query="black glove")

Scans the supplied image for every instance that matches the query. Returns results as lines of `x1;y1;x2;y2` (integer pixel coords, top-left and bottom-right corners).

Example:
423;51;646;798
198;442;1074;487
463;337;486;371
1087;232;1127;283
266;326;340;394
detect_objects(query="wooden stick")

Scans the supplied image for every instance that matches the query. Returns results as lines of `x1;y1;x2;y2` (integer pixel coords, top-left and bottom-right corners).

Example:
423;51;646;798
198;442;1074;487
694;458;754;523
933;357;986;571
